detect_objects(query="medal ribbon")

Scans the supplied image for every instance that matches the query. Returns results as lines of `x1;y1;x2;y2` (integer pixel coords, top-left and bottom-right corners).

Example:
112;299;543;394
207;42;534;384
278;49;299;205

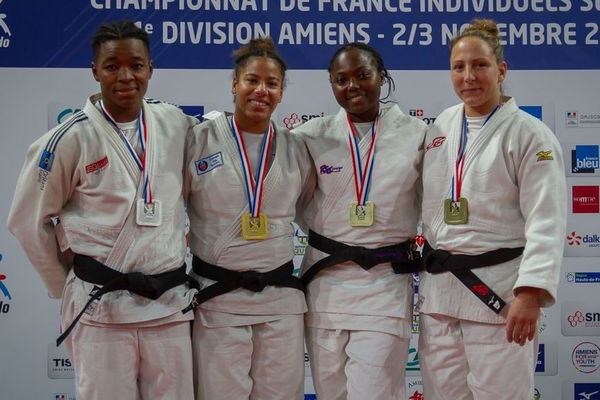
230;116;274;218
346;112;379;206
451;106;500;202
100;100;152;204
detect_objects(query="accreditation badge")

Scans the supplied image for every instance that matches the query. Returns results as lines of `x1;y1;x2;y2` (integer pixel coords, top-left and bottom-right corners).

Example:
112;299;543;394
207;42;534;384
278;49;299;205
443;197;468;225
349;201;374;227
241;212;269;240
136;199;162;226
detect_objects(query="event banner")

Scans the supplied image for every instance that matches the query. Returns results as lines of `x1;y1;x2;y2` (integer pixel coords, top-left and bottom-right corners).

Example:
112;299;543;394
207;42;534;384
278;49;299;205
0;0;599;69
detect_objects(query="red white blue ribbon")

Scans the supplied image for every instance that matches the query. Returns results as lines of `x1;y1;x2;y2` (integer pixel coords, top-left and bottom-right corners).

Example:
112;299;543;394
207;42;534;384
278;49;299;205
230;116;274;218
100;100;153;204
451;106;499;202
346;112;379;206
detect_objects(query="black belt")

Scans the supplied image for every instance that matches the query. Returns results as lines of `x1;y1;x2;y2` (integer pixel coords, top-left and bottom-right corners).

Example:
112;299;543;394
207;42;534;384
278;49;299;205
301;230;423;286
191;256;304;305
422;242;524;314
57;254;196;346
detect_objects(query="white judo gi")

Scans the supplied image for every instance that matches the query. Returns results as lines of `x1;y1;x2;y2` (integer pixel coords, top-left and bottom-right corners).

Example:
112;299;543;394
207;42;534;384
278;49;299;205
418;98;566;400
7;93;198;400
293;105;427;400
184;112;315;400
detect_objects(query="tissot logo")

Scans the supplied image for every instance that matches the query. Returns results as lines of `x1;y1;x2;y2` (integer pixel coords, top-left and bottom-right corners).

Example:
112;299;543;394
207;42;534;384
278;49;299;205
572;186;600;213
409;108;436;125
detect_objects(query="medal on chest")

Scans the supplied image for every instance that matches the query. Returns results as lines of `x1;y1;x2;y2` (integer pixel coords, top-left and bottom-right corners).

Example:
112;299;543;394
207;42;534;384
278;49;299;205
101;101;161;227
348;201;375;226
230;116;274;240
444;107;498;225
346;112;379;228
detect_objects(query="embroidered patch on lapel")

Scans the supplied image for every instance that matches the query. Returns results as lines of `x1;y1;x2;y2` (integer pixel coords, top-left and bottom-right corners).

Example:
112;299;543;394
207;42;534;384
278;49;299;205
425;136;446;152
319;165;343;175
536;150;554;161
195;152;224;175
38;150;55;171
85;156;109;174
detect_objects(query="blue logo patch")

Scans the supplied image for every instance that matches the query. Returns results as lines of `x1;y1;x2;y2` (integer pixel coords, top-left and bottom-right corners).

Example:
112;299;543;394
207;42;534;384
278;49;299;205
574;383;600;399
572;145;599;173
38;150;55;171
180;105;205;119
195;152;224;175
0;254;12;300
519;105;543;120
535;343;545;372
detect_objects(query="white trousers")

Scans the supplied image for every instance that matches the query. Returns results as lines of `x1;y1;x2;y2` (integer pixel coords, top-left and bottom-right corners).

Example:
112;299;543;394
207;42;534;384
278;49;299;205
192;314;304;400
419;313;538;400
305;327;409;400
65;321;194;400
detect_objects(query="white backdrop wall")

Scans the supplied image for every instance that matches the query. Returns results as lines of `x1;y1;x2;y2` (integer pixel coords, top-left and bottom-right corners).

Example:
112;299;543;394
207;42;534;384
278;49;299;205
1;2;599;400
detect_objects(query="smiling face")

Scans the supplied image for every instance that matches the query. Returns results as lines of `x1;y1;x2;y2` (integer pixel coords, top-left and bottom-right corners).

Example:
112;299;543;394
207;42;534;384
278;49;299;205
450;36;507;117
232;56;284;133
92;38;153;122
329;48;384;123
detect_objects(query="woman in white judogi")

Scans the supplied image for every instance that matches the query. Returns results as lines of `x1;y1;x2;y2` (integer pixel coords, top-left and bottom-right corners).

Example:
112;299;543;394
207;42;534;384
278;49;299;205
7;21;199;400
418;19;566;400
293;43;427;400
184;38;314;400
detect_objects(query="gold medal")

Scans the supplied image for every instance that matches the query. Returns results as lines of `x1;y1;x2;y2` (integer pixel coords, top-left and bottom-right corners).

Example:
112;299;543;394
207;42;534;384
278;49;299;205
241;212;269;240
349;201;374;227
444;197;468;225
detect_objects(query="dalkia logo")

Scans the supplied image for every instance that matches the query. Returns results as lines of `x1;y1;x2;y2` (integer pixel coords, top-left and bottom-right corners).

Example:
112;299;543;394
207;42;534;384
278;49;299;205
0;0;11;49
0;253;12;314
282;112;324;129
572;186;600;213
566;231;600;247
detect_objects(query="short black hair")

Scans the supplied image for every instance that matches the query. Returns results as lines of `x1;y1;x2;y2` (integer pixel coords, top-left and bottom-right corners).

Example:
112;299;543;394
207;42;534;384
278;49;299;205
328;42;395;102
92;20;150;60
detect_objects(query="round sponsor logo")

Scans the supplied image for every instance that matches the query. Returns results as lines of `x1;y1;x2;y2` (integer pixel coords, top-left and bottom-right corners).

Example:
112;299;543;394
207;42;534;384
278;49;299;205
572;341;600;373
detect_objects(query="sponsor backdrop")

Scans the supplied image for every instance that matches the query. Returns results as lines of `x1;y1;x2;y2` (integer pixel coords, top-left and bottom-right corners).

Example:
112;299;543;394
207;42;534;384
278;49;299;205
1;1;599;399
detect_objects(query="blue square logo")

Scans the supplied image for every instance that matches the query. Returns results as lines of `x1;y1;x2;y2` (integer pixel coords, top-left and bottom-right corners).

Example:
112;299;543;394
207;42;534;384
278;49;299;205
572;145;599;173
574;383;600;399
535;343;545;372
520;105;542;120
